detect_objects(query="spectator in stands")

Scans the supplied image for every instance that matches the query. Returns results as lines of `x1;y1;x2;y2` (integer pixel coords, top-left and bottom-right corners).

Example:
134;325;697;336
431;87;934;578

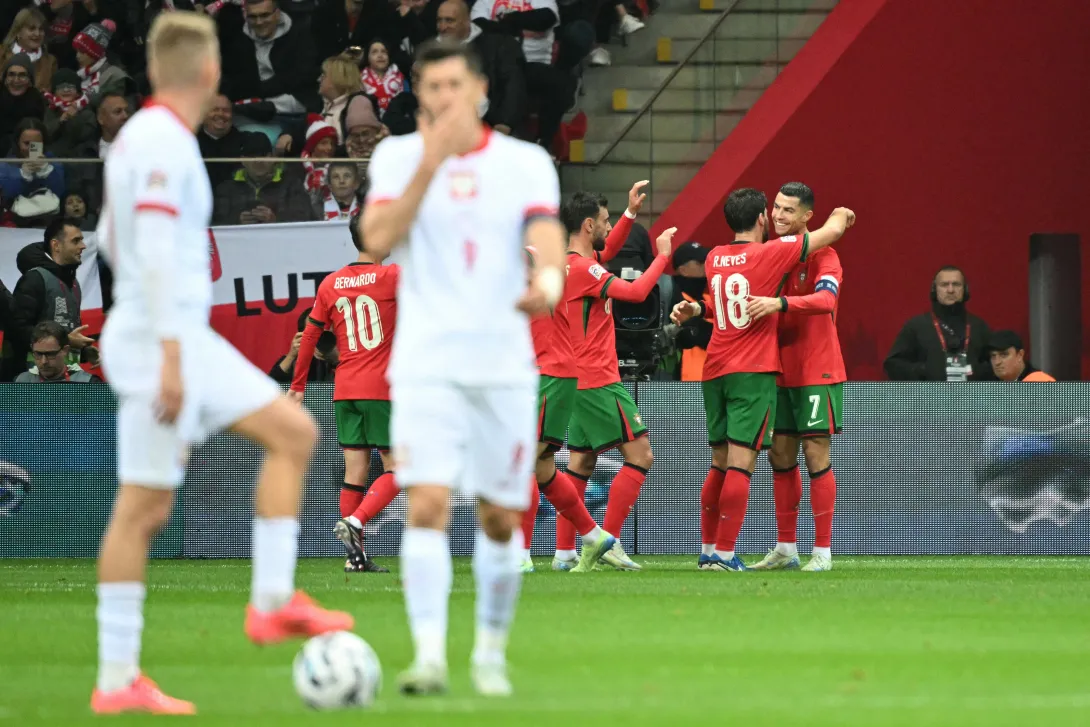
670;241;712;381
0;54;45;153
359;38;405;115
472;0;572;149
987;330;1056;382
301;113;338;193
43;68;98;158
91;92;131;158
198;93;247;190
2;7;58;92
436;0;526;136
63;189;96;230
213;130;318;225
15;320;102;383
223;0;319;117
73;20;135;105
35;0;103;71
382;60;419;136
311;0;373;60
318;52;363;141
318;160;364;220
586;1;645;66
0;276;12;332
269;306;337;384
1;218;93;382
341;93;387;170
884;266;992;382
0;118;66;222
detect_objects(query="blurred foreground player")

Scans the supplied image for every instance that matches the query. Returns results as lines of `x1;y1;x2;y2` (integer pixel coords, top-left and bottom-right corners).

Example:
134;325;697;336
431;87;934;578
93;13;352;715
361;40;568;697
522;180;647;573
289;212;400;574
558;191;677;571
672;189;854;572
748;182;845;572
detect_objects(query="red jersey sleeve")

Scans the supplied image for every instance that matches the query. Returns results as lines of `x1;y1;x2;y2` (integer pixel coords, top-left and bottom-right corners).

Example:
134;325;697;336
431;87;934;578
568;256;616;299
598;210;634;264
290;280;333;393
765;234;810;276
784;249;842;315
604;254;668;303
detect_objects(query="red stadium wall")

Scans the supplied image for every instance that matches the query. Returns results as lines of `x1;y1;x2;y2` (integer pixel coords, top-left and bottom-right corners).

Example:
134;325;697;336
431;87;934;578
653;0;1090;379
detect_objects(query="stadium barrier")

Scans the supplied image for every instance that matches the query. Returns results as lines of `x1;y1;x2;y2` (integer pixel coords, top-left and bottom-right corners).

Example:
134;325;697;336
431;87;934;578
2;382;1088;558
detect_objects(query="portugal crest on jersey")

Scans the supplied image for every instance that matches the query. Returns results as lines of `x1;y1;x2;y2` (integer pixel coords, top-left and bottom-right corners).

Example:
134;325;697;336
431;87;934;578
798;270;807;284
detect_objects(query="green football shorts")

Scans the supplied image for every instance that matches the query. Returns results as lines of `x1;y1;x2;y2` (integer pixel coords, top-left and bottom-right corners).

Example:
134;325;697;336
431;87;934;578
567;382;647;453
538;375;577;446
702;372;777;450
334;399;391;450
774;383;844;437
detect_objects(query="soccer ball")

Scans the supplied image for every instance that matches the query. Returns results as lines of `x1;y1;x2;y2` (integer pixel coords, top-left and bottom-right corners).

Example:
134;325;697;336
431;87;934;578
292;631;382;709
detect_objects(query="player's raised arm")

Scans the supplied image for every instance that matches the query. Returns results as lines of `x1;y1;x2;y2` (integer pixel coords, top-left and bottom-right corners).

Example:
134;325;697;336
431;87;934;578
603;226;677;303
598;180;648;264
749;251;843;321
804;207;856;256
362;101;481;258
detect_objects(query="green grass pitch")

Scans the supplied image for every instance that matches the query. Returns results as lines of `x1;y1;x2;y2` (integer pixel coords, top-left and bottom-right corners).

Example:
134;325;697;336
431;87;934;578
2;556;1089;726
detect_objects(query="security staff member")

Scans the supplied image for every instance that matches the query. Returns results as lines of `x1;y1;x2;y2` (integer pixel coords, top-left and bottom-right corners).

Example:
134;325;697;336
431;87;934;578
987;330;1055;382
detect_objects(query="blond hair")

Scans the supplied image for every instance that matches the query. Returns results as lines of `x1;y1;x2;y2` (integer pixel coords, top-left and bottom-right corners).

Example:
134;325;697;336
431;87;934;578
322;53;363;99
4;7;47;49
146;11;219;90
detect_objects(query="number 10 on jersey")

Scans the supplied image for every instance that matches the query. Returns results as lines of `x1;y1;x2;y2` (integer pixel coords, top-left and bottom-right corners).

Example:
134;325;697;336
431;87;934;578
710;273;751;329
335;295;384;351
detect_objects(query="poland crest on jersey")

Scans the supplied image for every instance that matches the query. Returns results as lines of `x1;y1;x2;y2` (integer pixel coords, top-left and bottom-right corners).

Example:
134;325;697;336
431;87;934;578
449;171;477;200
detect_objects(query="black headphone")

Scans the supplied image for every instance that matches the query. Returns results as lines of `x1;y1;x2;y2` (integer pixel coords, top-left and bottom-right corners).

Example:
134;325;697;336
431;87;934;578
930;266;970;303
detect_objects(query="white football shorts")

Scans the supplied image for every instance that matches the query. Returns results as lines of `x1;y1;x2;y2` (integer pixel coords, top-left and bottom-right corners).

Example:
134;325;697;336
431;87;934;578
101;322;280;488
391;381;537;511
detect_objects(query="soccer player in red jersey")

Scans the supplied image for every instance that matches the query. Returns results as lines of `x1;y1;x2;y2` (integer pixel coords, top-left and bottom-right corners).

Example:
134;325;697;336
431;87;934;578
290;213;399;573
520;181;650;573
747;182;846;573
671;188;854;571
556;189;677;571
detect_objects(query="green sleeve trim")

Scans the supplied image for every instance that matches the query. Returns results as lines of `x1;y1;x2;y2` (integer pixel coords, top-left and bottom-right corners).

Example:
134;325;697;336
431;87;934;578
779;297;788;312
800;232;810;262
599;276;615;299
773;272;791;297
306;316;325;329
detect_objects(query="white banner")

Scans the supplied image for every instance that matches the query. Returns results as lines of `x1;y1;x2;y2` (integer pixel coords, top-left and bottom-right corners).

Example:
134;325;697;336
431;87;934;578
0;221;358;309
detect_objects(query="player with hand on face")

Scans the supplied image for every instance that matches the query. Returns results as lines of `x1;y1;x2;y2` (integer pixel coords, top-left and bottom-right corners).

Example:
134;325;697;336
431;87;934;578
671;188;854;572
520;180;650;573
557;190;677;572
361;39;568;698
745;182;846;573
289;212;399;574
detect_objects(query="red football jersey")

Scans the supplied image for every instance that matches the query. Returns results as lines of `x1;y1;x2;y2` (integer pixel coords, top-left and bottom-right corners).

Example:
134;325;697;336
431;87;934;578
778;247;847;387
561;251;619;389
308;262;399;401
527;247;577;379
701;234;809;380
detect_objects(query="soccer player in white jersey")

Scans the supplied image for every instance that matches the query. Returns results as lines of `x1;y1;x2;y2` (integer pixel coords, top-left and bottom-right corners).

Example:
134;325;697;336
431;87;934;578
91;12;352;715
362;40;567;697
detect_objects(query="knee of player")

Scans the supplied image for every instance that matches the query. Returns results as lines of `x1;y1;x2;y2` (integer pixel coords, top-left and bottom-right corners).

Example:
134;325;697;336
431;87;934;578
283;410;319;458
710;445;730;470
625;439;654;470
478;504;518;541
801;438;831;473
406;485;450;530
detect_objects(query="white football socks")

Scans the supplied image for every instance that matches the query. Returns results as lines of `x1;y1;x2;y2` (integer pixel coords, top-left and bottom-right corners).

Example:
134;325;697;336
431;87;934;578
472;530;522;667
251;517;299;612
776;542;799;557
555;549;577;561
401;527;452;667
96;582;145;692
582;526;605;542
714;550;736;561
813;546;832;559
701;543;715;556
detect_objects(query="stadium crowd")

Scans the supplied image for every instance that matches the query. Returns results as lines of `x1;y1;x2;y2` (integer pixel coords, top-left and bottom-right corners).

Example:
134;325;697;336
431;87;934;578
0;0;652;227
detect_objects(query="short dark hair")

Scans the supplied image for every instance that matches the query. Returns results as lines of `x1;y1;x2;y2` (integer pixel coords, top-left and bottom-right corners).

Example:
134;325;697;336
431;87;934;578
95;92;129;113
722;188;767;233
778;181;814;210
43;217;81;251
560;191;608;235
14;117;46;145
328;160;360;179
31;320;68;348
349;211;364;251
414;38;482;77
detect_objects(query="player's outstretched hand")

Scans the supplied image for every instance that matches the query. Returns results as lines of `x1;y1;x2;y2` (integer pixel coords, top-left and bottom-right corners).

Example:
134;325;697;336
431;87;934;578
68;324;94;349
286;390;304;405
670;300;700;325
627;180;649;216
747;296;783;321
655;226;678;257
832;207;856;228
420;100;481;163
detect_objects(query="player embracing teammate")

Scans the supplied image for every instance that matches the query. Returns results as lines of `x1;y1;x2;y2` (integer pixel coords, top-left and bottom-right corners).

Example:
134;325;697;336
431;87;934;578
672;188;854;571
289;212;400;574
748;182;846;572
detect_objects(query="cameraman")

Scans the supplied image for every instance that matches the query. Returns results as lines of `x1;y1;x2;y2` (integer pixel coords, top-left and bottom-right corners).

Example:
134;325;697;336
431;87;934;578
884;266;992;381
669;241;712;381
